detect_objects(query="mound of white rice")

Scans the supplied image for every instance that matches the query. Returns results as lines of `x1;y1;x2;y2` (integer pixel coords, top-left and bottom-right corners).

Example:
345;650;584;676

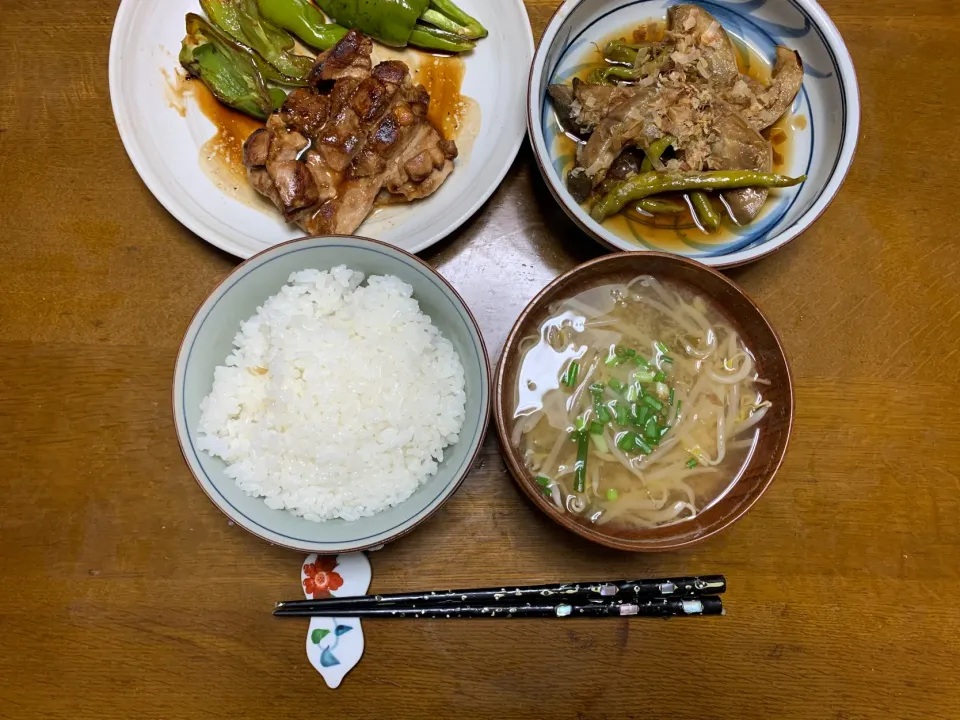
196;265;467;522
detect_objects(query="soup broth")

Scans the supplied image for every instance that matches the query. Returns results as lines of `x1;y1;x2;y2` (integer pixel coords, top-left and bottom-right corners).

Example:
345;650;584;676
511;275;770;529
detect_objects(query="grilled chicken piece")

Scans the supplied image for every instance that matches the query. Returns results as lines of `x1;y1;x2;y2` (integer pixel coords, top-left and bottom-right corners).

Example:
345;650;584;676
242;29;458;236
310;30;373;83
277;89;329;136
384;130;458;200
244;123;318;217
297;80;456;233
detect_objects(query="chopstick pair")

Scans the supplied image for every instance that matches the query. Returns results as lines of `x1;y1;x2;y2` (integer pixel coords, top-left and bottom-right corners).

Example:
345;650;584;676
274;574;726;619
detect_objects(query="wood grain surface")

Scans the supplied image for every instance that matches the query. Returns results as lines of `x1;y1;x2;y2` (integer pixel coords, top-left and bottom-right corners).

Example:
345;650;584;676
2;1;959;718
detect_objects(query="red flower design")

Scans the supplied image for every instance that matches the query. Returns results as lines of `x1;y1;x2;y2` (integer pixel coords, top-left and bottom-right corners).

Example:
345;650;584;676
303;556;344;598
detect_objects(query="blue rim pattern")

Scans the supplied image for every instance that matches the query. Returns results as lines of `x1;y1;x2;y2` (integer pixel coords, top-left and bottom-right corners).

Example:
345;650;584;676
540;0;846;259
180;243;487;546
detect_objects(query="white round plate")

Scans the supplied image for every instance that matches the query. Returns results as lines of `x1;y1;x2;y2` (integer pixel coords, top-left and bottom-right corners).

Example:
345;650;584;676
110;0;533;258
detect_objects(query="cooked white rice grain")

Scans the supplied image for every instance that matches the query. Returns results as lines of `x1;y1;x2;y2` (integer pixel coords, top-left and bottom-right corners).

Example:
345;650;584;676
196;265;467;522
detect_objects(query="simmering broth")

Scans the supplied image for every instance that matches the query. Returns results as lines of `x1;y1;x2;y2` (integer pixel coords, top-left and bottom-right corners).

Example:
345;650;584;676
511;275;770;529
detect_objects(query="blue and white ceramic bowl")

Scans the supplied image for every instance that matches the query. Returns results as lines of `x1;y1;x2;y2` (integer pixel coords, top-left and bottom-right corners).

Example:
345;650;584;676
173;236;490;554
528;0;860;267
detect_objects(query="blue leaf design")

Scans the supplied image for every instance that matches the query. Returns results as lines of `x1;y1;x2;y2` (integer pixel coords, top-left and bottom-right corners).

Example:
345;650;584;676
320;648;340;667
334;624;353;636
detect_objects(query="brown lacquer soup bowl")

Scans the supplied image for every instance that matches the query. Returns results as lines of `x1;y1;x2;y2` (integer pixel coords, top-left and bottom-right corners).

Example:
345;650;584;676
494;252;794;551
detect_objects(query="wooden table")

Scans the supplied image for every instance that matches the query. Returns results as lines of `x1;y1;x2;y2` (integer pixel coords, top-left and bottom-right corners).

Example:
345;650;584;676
2;0;958;717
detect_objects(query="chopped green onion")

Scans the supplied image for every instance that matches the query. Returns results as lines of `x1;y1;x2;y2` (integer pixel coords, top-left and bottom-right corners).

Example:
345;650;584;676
589;421;604;435
574;432;589;492
642;395;663;412
634;437;653;454
635;404;650;425
562;361;580;387
656;341;670;354
609;378;625;393
669;387;675;405
633;370;655;383
677;400;683;414
644;417;659;441
624;348;636;358
575;415;588;432
661;356;674;365
616;432;637;451
606;488;619;501
653;370;667;383
659;424;671;438
536;475;551;486
626;384;639;402
590;432;609;454
633;355;650;368
615;403;628;425
686;458;699;469
614;345;628;357
590;383;613;423
604;353;620;367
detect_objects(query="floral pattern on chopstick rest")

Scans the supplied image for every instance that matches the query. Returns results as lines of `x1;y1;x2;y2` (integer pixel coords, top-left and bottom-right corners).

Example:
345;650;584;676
301;553;372;688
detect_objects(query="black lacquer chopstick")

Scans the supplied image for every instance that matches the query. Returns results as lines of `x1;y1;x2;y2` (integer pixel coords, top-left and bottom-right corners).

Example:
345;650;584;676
273;596;723;619
275;575;725;613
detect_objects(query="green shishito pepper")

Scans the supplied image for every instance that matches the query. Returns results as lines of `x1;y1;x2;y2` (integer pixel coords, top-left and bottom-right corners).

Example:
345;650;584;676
317;0;427;48
180;13;285;119
314;0;485;51
257;0;349;49
191;6;308;86
200;0;313;81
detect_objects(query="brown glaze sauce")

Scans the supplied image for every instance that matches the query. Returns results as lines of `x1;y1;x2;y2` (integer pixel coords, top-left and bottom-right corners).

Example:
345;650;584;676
164;68;268;207
415;54;468;141
186;79;265;191
552;21;803;250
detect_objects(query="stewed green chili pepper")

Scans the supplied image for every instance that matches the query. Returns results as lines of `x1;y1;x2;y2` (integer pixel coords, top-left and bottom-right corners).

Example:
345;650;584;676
587;65;640;85
590;42;668;84
640;135;676;173
180;13;285;119
690;191;721;230
314;0;484;51
635;197;686;214
257;0;348;49
591;171;807;222
603;40;646;65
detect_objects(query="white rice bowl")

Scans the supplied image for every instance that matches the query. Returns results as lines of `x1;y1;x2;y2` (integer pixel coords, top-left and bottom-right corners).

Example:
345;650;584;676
196;265;467;522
